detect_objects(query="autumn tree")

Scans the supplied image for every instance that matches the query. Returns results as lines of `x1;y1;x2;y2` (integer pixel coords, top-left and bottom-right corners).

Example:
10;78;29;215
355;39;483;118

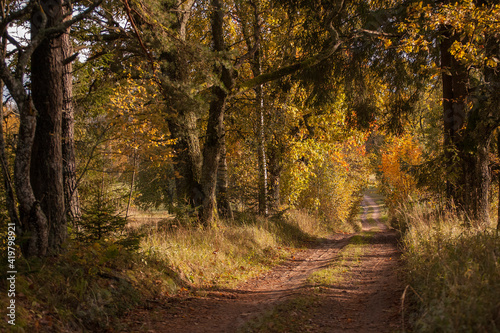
396;0;500;223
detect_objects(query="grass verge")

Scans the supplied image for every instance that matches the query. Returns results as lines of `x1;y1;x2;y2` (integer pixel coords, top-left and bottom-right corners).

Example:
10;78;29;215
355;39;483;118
398;203;500;332
0;209;342;332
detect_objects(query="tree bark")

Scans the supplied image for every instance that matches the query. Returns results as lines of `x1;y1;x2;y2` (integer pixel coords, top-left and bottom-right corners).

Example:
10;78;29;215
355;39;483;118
199;0;234;226
441;29;468;204
267;144;283;212
244;1;268;215
0;35;20;229
474;140;491;225
161;0;202;208
61;6;81;222
498;130;500;230
166;110;203;206
255;84;268;215
16;100;49;257
30;0;67;253
217;124;233;219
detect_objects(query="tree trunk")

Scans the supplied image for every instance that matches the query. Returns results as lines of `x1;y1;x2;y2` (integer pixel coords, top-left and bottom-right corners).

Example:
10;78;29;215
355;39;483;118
161;0;202;208
256;84;268;215
247;4;268;216
0;37;20;229
474;140;491;225
30;0;67;253
441;29;468;205
199;0;234;226
217;124;233;219
200;88;226;226
16;99;49;257
268;145;283;212
498;131;500;230
125;149;137;219
166;113;203;207
61;6;81;222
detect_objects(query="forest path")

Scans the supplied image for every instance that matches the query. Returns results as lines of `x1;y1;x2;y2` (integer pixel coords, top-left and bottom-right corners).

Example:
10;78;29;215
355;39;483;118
124;190;404;332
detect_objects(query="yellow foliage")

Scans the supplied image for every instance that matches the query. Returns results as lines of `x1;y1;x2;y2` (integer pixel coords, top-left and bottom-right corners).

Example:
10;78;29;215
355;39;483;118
379;134;422;210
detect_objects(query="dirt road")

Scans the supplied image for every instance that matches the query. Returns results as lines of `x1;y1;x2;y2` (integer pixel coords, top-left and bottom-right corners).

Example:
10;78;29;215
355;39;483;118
125;192;404;332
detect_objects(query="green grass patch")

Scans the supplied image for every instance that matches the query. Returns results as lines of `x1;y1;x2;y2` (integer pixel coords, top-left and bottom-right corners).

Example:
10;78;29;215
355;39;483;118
398;203;500;332
307;232;371;287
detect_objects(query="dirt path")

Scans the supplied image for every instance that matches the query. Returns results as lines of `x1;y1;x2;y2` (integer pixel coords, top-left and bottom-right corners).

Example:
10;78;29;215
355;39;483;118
124;192;404;332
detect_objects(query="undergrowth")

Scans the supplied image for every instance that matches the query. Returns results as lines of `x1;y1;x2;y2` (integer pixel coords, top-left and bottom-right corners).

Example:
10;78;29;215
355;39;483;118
398;203;500;332
0;208;344;332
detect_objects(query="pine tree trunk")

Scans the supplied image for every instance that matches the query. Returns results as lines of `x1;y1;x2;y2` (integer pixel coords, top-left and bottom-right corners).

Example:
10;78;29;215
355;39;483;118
167;116;203;206
16;99;49;257
30;0;67;253
61;7;81;222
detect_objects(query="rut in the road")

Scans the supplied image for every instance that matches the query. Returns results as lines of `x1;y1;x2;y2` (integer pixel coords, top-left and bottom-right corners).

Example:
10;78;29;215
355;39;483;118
124;192;404;333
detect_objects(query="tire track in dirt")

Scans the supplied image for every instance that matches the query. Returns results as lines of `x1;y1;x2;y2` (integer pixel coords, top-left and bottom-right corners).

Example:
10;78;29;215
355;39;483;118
307;192;404;333
361;193;386;231
124;192;404;332
124;236;353;332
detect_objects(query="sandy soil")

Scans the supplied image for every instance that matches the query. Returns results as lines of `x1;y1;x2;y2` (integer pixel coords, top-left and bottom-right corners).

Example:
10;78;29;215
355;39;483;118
123;193;405;332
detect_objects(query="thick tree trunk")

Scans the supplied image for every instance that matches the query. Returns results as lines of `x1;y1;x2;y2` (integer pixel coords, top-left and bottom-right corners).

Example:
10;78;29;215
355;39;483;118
474;141;491;225
166;113;203;207
16;100;49;257
217;125;233;219
498;132;500;230
30;0;67;253
61;8;81;222
200;85;227;226
441;29;468;204
161;0;202;208
199;0;234;226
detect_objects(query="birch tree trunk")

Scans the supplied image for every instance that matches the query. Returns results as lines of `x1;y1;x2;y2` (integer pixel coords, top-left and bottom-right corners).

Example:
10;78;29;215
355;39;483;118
217;124;233;219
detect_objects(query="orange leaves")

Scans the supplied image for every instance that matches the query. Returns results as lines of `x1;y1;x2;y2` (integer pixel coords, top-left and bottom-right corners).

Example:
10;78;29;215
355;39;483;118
379;134;422;209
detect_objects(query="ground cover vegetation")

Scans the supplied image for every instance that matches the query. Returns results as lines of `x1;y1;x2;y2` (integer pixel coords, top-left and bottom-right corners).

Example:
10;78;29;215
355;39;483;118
0;0;499;331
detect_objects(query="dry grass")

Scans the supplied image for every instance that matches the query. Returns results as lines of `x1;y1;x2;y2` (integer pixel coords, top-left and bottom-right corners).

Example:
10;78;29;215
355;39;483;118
138;210;335;289
398;202;500;332
0;208;351;332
